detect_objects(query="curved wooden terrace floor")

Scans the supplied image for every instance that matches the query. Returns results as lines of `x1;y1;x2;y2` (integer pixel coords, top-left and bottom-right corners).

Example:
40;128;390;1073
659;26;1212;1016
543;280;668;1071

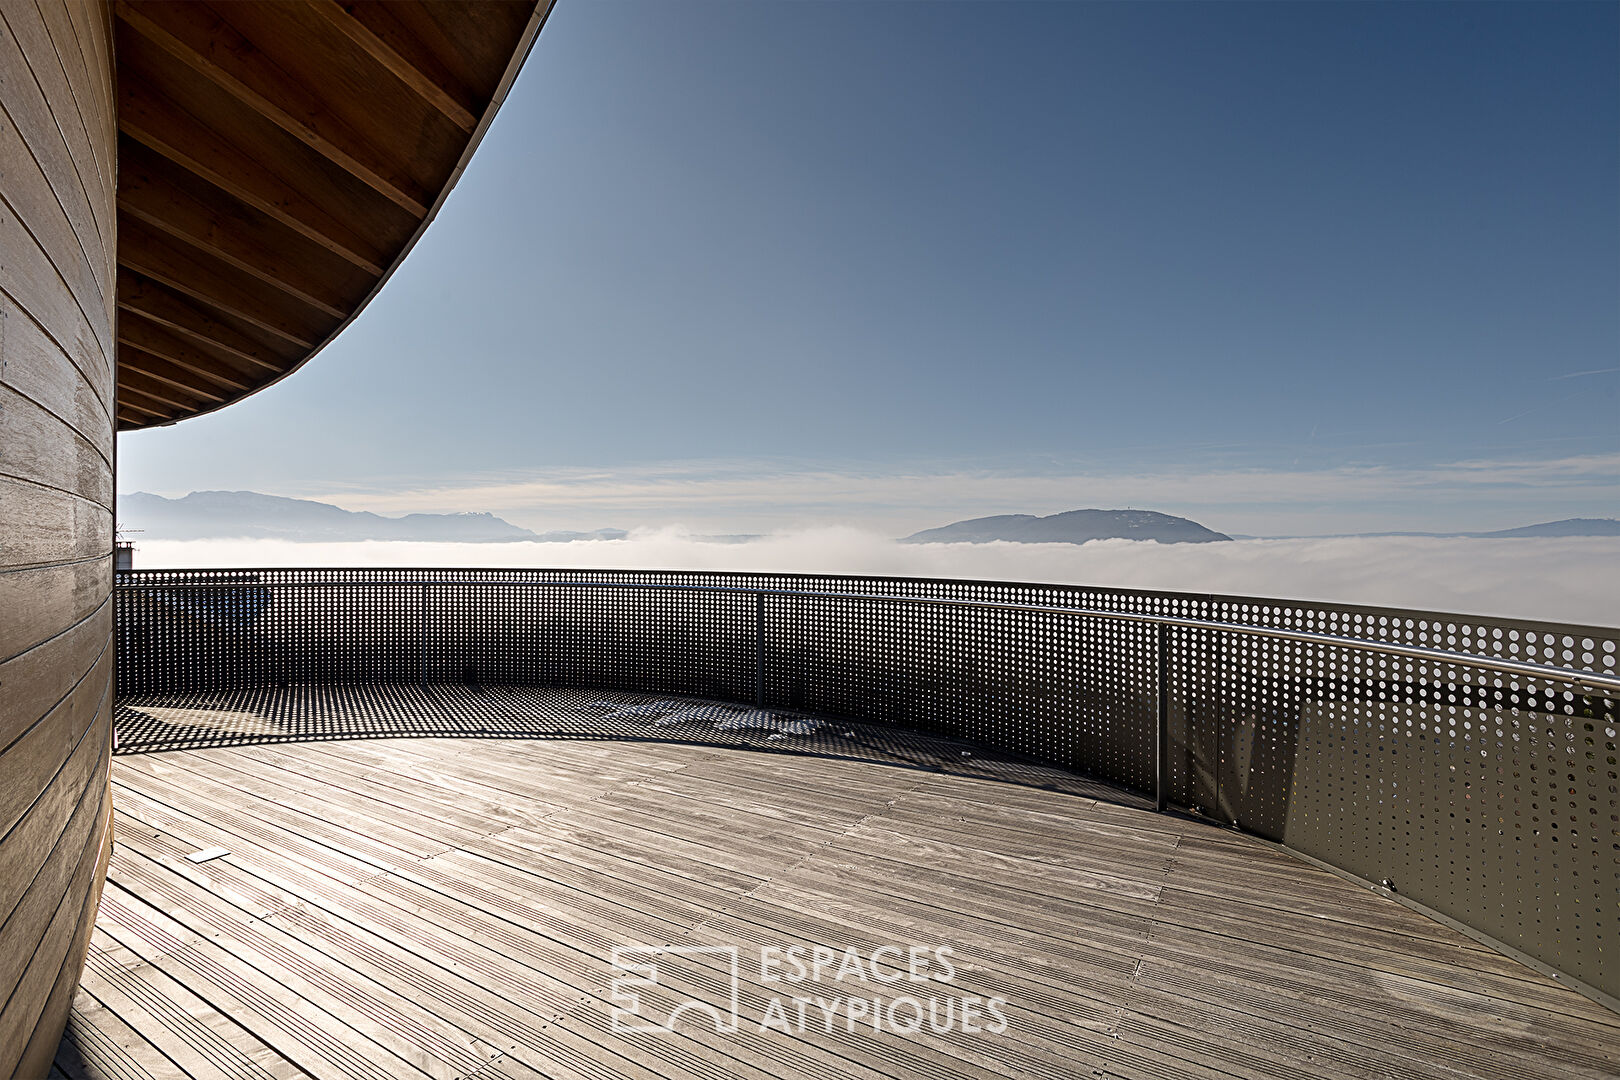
53;685;1620;1080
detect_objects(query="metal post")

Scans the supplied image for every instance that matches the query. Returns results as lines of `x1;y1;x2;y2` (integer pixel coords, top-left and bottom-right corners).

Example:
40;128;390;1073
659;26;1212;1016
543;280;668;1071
1155;621;1169;813
420;582;429;689
755;591;766;707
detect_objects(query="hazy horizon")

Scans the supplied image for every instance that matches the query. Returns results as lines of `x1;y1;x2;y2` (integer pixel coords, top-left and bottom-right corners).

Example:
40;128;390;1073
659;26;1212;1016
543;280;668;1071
122;531;1620;629
117;446;1620;540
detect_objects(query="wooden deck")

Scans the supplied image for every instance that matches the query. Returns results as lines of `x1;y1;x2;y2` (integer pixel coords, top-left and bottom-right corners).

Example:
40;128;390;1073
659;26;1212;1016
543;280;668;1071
53;688;1620;1080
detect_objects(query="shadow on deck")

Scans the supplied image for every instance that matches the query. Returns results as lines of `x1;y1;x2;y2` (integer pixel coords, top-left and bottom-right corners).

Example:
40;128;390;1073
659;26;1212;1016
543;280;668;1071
54;685;1619;1080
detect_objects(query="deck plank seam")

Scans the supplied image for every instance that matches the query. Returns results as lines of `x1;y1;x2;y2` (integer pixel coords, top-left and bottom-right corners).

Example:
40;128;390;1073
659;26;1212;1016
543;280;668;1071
263;902;582;1055
79;934;280;1080
1108;834;1554;1080
1126;943;1617;1079
106;850;499;1077
219;744;573;842
57;997;162;1080
643;779;1121;1080
99;809;498;1080
107;774;413;891
450;1054;524;1080
93;889;396;1080
683;774;929;939
1099;830;1182;1055
195;823;592;1025
1142;907;1614;1033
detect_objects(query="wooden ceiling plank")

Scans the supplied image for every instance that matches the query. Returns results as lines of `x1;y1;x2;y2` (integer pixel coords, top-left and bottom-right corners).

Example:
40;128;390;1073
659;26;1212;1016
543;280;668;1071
118;252;316;349
162;1;463;216
114;1;431;218
116;317;255;393
384;2;539;102
310;1;477;132
117;398;167;420
217;0;468;198
116;137;370;316
116;274;293;375
119;345;249;397
118;137;360;318
117;197;348;320
117;374;208;413
119;74;387;276
118;348;228;403
118;216;332;349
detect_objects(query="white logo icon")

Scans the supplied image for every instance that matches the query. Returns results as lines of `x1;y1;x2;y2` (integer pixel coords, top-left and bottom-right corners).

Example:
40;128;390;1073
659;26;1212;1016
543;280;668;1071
610;946;742;1033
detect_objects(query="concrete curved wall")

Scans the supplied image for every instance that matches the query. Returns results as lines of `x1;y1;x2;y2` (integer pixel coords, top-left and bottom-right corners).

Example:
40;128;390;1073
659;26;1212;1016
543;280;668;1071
0;2;117;1076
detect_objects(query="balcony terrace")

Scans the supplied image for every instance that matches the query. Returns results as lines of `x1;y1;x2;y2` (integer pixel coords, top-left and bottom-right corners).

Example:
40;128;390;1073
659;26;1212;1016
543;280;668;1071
45;570;1620;1079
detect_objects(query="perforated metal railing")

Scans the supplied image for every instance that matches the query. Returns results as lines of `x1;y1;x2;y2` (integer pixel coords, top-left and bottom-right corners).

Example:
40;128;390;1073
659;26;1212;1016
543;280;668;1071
114;567;1619;1009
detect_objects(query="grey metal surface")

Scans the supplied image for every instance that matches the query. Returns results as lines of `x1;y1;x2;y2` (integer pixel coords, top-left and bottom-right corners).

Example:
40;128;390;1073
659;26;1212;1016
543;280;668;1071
114;568;1618;1005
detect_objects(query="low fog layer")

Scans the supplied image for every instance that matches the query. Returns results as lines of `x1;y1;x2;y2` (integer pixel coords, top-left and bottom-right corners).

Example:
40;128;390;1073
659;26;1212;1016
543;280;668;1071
130;533;1620;627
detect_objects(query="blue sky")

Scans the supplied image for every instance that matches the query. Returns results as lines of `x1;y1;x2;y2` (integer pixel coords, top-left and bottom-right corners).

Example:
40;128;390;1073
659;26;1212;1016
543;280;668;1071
120;0;1618;536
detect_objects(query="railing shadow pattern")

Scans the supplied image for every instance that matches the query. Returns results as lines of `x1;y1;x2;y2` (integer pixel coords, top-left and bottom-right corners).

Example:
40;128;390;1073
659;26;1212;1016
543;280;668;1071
111;683;1135;805
114;567;1618;1009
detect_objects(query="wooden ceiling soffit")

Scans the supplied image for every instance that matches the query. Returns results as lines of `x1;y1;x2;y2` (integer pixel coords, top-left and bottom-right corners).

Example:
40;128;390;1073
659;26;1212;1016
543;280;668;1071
113;0;551;431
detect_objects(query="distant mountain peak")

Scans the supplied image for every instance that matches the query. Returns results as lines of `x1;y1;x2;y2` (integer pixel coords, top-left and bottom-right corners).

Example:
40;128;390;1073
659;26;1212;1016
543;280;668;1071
902;508;1231;545
1471;518;1620;539
119;490;624;543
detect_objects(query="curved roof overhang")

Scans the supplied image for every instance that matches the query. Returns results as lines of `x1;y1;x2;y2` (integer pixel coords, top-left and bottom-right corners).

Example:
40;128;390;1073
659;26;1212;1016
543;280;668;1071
112;0;551;430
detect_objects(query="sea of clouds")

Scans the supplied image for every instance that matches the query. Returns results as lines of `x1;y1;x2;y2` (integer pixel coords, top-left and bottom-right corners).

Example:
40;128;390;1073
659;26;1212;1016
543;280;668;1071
133;531;1620;627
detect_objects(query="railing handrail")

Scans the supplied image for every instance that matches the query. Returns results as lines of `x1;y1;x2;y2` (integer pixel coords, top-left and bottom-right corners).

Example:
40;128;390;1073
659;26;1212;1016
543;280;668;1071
117;576;1620;695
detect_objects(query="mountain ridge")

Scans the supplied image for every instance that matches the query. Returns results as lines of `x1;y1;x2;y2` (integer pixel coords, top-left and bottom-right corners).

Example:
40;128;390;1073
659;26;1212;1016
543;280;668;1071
902;509;1232;545
120;490;626;543
1228;518;1620;540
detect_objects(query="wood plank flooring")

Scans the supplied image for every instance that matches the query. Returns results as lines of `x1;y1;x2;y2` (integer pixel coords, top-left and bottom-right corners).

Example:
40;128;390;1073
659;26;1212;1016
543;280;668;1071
51;687;1620;1080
